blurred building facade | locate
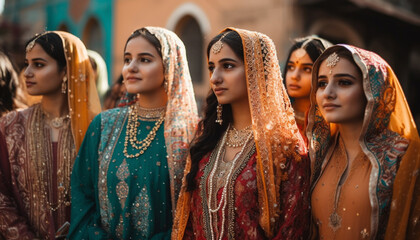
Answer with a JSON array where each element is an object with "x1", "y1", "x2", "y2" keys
[{"x1": 2, "y1": 0, "x2": 420, "y2": 126}]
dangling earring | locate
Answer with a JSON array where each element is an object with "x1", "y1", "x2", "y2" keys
[
  {"x1": 216, "y1": 103, "x2": 223, "y2": 125},
  {"x1": 62, "y1": 76, "x2": 68, "y2": 94},
  {"x1": 163, "y1": 79, "x2": 168, "y2": 93}
]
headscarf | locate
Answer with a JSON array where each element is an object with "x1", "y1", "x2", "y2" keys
[
  {"x1": 53, "y1": 31, "x2": 102, "y2": 149},
  {"x1": 120, "y1": 27, "x2": 199, "y2": 210},
  {"x1": 173, "y1": 27, "x2": 307, "y2": 239},
  {"x1": 307, "y1": 44, "x2": 420, "y2": 239}
]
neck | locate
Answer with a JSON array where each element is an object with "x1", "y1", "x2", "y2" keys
[
  {"x1": 137, "y1": 88, "x2": 168, "y2": 108},
  {"x1": 337, "y1": 120, "x2": 364, "y2": 159},
  {"x1": 41, "y1": 93, "x2": 69, "y2": 118},
  {"x1": 230, "y1": 99, "x2": 252, "y2": 130},
  {"x1": 292, "y1": 97, "x2": 310, "y2": 114}
]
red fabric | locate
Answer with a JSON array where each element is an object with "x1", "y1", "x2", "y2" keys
[{"x1": 184, "y1": 151, "x2": 310, "y2": 239}]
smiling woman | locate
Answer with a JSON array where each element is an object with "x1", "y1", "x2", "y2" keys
[{"x1": 68, "y1": 27, "x2": 198, "y2": 239}]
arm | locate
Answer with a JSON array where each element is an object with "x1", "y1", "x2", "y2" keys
[
  {"x1": 67, "y1": 115, "x2": 110, "y2": 240},
  {"x1": 274, "y1": 154, "x2": 311, "y2": 240},
  {"x1": 0, "y1": 130, "x2": 35, "y2": 239}
]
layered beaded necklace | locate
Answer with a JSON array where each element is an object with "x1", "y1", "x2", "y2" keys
[
  {"x1": 207, "y1": 125, "x2": 254, "y2": 240},
  {"x1": 123, "y1": 104, "x2": 166, "y2": 158}
]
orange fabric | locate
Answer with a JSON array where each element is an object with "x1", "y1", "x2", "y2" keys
[
  {"x1": 312, "y1": 136, "x2": 372, "y2": 239},
  {"x1": 308, "y1": 44, "x2": 420, "y2": 239},
  {"x1": 57, "y1": 31, "x2": 101, "y2": 149}
]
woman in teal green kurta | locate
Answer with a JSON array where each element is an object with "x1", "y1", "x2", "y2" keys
[{"x1": 68, "y1": 27, "x2": 198, "y2": 239}]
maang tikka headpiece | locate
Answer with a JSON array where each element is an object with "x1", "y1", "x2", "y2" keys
[
  {"x1": 326, "y1": 52, "x2": 340, "y2": 74},
  {"x1": 26, "y1": 32, "x2": 48, "y2": 53},
  {"x1": 212, "y1": 31, "x2": 230, "y2": 54}
]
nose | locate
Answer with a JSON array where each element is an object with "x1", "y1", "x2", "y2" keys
[
  {"x1": 322, "y1": 82, "x2": 336, "y2": 99},
  {"x1": 289, "y1": 68, "x2": 300, "y2": 81},
  {"x1": 127, "y1": 60, "x2": 139, "y2": 73},
  {"x1": 209, "y1": 68, "x2": 222, "y2": 85},
  {"x1": 23, "y1": 66, "x2": 33, "y2": 79}
]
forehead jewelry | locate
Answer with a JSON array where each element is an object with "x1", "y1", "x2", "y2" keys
[
  {"x1": 294, "y1": 48, "x2": 306, "y2": 63},
  {"x1": 326, "y1": 52, "x2": 340, "y2": 74},
  {"x1": 212, "y1": 32, "x2": 230, "y2": 54},
  {"x1": 26, "y1": 32, "x2": 48, "y2": 53}
]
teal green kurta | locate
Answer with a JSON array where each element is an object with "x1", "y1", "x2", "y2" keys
[{"x1": 68, "y1": 107, "x2": 171, "y2": 239}]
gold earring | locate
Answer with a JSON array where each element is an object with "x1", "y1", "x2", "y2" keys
[
  {"x1": 216, "y1": 103, "x2": 223, "y2": 125},
  {"x1": 163, "y1": 79, "x2": 168, "y2": 93},
  {"x1": 62, "y1": 76, "x2": 67, "y2": 94}
]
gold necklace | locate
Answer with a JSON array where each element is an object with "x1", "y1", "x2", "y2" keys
[
  {"x1": 225, "y1": 124, "x2": 253, "y2": 147},
  {"x1": 43, "y1": 111, "x2": 70, "y2": 129},
  {"x1": 31, "y1": 104, "x2": 74, "y2": 212},
  {"x1": 123, "y1": 104, "x2": 165, "y2": 158}
]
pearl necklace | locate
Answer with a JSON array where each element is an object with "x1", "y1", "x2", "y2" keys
[
  {"x1": 207, "y1": 126, "x2": 253, "y2": 240},
  {"x1": 123, "y1": 104, "x2": 165, "y2": 158}
]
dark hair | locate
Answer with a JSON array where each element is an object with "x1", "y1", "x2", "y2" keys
[
  {"x1": 124, "y1": 28, "x2": 162, "y2": 58},
  {"x1": 186, "y1": 30, "x2": 243, "y2": 191},
  {"x1": 282, "y1": 36, "x2": 331, "y2": 80},
  {"x1": 0, "y1": 51, "x2": 19, "y2": 115},
  {"x1": 25, "y1": 32, "x2": 67, "y2": 71}
]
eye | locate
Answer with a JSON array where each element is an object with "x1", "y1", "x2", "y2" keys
[
  {"x1": 287, "y1": 65, "x2": 295, "y2": 71},
  {"x1": 208, "y1": 65, "x2": 215, "y2": 73},
  {"x1": 223, "y1": 63, "x2": 234, "y2": 69},
  {"x1": 124, "y1": 57, "x2": 131, "y2": 64},
  {"x1": 140, "y1": 58, "x2": 151, "y2": 63},
  {"x1": 338, "y1": 79, "x2": 353, "y2": 86},
  {"x1": 303, "y1": 67, "x2": 312, "y2": 73},
  {"x1": 34, "y1": 62, "x2": 44, "y2": 68},
  {"x1": 317, "y1": 80, "x2": 327, "y2": 88}
]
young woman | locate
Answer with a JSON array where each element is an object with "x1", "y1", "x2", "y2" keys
[
  {"x1": 173, "y1": 28, "x2": 310, "y2": 240},
  {"x1": 283, "y1": 36, "x2": 331, "y2": 140},
  {"x1": 68, "y1": 27, "x2": 198, "y2": 239},
  {"x1": 0, "y1": 31, "x2": 101, "y2": 239},
  {"x1": 0, "y1": 51, "x2": 27, "y2": 117},
  {"x1": 308, "y1": 44, "x2": 420, "y2": 239}
]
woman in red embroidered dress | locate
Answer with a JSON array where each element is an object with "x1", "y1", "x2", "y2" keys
[
  {"x1": 0, "y1": 31, "x2": 100, "y2": 239},
  {"x1": 172, "y1": 28, "x2": 310, "y2": 239}
]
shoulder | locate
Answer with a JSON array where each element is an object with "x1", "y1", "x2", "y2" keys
[{"x1": 0, "y1": 106, "x2": 35, "y2": 133}]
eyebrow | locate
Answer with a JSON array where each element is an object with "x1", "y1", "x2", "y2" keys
[
  {"x1": 209, "y1": 57, "x2": 239, "y2": 64},
  {"x1": 28, "y1": 57, "x2": 47, "y2": 62},
  {"x1": 287, "y1": 61, "x2": 313, "y2": 66},
  {"x1": 317, "y1": 73, "x2": 357, "y2": 80},
  {"x1": 124, "y1": 52, "x2": 155, "y2": 58}
]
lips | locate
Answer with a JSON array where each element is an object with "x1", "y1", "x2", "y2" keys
[
  {"x1": 213, "y1": 87, "x2": 227, "y2": 95},
  {"x1": 125, "y1": 76, "x2": 142, "y2": 82},
  {"x1": 322, "y1": 103, "x2": 340, "y2": 110},
  {"x1": 288, "y1": 84, "x2": 300, "y2": 90},
  {"x1": 25, "y1": 81, "x2": 36, "y2": 88}
]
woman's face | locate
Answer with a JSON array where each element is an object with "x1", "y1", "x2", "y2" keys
[
  {"x1": 24, "y1": 43, "x2": 66, "y2": 96},
  {"x1": 316, "y1": 56, "x2": 366, "y2": 124},
  {"x1": 122, "y1": 36, "x2": 165, "y2": 95},
  {"x1": 208, "y1": 43, "x2": 247, "y2": 105},
  {"x1": 285, "y1": 49, "x2": 313, "y2": 99}
]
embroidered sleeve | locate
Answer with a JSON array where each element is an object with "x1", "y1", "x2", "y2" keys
[{"x1": 0, "y1": 131, "x2": 35, "y2": 240}]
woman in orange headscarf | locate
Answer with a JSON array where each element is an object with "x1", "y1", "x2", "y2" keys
[
  {"x1": 173, "y1": 28, "x2": 310, "y2": 240},
  {"x1": 308, "y1": 44, "x2": 420, "y2": 239},
  {"x1": 0, "y1": 31, "x2": 101, "y2": 239}
]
